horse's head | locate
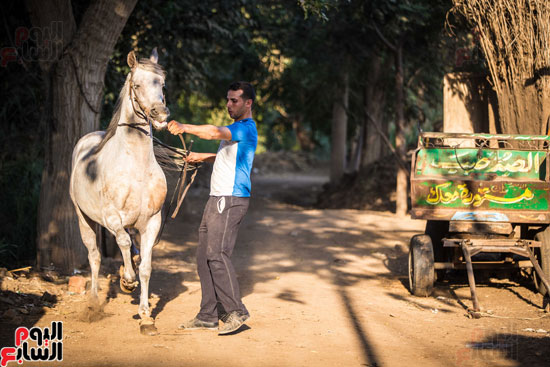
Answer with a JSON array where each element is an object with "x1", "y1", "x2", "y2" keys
[{"x1": 127, "y1": 49, "x2": 170, "y2": 130}]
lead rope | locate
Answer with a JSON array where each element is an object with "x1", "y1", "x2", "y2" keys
[
  {"x1": 171, "y1": 135, "x2": 198, "y2": 218},
  {"x1": 154, "y1": 133, "x2": 200, "y2": 245}
]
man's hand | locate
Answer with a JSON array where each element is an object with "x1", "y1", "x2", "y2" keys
[
  {"x1": 185, "y1": 152, "x2": 217, "y2": 164},
  {"x1": 167, "y1": 120, "x2": 185, "y2": 135},
  {"x1": 185, "y1": 152, "x2": 201, "y2": 163}
]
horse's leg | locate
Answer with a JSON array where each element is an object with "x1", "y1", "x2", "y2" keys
[
  {"x1": 75, "y1": 207, "x2": 101, "y2": 308},
  {"x1": 136, "y1": 211, "x2": 162, "y2": 335},
  {"x1": 130, "y1": 229, "x2": 141, "y2": 267},
  {"x1": 104, "y1": 212, "x2": 138, "y2": 292}
]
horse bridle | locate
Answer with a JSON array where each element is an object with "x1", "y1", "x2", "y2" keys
[{"x1": 118, "y1": 69, "x2": 166, "y2": 135}]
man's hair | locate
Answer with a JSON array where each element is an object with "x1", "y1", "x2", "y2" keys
[{"x1": 229, "y1": 81, "x2": 256, "y2": 104}]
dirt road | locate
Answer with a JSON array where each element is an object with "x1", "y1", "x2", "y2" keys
[{"x1": 1, "y1": 170, "x2": 550, "y2": 367}]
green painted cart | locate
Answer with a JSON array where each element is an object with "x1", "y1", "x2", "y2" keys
[{"x1": 409, "y1": 132, "x2": 550, "y2": 316}]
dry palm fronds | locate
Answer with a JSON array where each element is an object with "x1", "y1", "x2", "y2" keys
[{"x1": 452, "y1": 0, "x2": 550, "y2": 134}]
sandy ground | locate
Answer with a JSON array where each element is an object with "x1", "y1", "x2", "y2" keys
[{"x1": 1, "y1": 170, "x2": 550, "y2": 367}]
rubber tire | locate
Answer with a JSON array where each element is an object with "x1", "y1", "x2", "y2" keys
[
  {"x1": 534, "y1": 226, "x2": 550, "y2": 296},
  {"x1": 425, "y1": 220, "x2": 449, "y2": 281},
  {"x1": 408, "y1": 234, "x2": 435, "y2": 297}
]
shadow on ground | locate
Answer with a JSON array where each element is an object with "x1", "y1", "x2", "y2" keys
[{"x1": 0, "y1": 275, "x2": 59, "y2": 348}]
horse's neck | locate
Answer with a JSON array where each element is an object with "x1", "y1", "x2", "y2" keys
[{"x1": 112, "y1": 96, "x2": 155, "y2": 160}]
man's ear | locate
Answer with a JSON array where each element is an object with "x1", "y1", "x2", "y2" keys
[{"x1": 245, "y1": 99, "x2": 253, "y2": 108}]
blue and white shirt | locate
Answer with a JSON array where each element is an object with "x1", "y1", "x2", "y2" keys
[{"x1": 210, "y1": 118, "x2": 257, "y2": 197}]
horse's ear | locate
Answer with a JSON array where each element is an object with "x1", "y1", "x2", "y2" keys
[
  {"x1": 127, "y1": 51, "x2": 137, "y2": 69},
  {"x1": 150, "y1": 48, "x2": 159, "y2": 64}
]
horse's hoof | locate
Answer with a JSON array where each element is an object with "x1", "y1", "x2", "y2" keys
[
  {"x1": 119, "y1": 278, "x2": 138, "y2": 293},
  {"x1": 119, "y1": 265, "x2": 138, "y2": 293},
  {"x1": 140, "y1": 321, "x2": 158, "y2": 336}
]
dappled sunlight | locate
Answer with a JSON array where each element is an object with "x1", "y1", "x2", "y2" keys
[
  {"x1": 97, "y1": 172, "x2": 547, "y2": 367},
  {"x1": 230, "y1": 173, "x2": 531, "y2": 366},
  {"x1": 238, "y1": 204, "x2": 425, "y2": 294}
]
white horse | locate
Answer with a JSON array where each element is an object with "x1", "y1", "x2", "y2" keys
[{"x1": 69, "y1": 49, "x2": 169, "y2": 335}]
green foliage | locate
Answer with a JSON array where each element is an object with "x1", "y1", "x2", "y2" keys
[
  {"x1": 99, "y1": 0, "x2": 456, "y2": 157},
  {"x1": 102, "y1": 0, "x2": 269, "y2": 149},
  {"x1": 365, "y1": 0, "x2": 452, "y2": 148},
  {"x1": 298, "y1": 0, "x2": 341, "y2": 21},
  {"x1": 289, "y1": 0, "x2": 453, "y2": 154}
]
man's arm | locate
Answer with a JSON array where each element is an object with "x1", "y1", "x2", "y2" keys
[{"x1": 167, "y1": 120, "x2": 232, "y2": 141}]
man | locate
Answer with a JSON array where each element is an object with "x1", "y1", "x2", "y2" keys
[{"x1": 167, "y1": 81, "x2": 257, "y2": 335}]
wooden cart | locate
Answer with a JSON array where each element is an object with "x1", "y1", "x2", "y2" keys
[{"x1": 409, "y1": 132, "x2": 550, "y2": 316}]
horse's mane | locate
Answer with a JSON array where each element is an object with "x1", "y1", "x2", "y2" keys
[{"x1": 94, "y1": 58, "x2": 165, "y2": 154}]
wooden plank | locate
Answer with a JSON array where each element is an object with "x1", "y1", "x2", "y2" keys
[{"x1": 410, "y1": 207, "x2": 550, "y2": 224}]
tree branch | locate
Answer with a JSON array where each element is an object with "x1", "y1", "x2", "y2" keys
[
  {"x1": 71, "y1": 0, "x2": 137, "y2": 59},
  {"x1": 372, "y1": 22, "x2": 396, "y2": 53},
  {"x1": 364, "y1": 107, "x2": 410, "y2": 174}
]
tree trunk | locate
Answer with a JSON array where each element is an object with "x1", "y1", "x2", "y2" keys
[
  {"x1": 26, "y1": 0, "x2": 137, "y2": 273},
  {"x1": 361, "y1": 55, "x2": 386, "y2": 168},
  {"x1": 346, "y1": 122, "x2": 364, "y2": 174},
  {"x1": 330, "y1": 72, "x2": 349, "y2": 185},
  {"x1": 292, "y1": 115, "x2": 315, "y2": 151},
  {"x1": 394, "y1": 43, "x2": 408, "y2": 216},
  {"x1": 443, "y1": 73, "x2": 490, "y2": 135}
]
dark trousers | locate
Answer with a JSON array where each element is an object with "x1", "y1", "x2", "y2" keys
[{"x1": 196, "y1": 196, "x2": 249, "y2": 323}]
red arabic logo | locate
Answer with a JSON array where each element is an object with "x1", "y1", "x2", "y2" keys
[{"x1": 0, "y1": 321, "x2": 63, "y2": 366}]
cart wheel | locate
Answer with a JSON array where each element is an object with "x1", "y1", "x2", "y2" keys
[
  {"x1": 408, "y1": 234, "x2": 435, "y2": 297},
  {"x1": 425, "y1": 220, "x2": 449, "y2": 281},
  {"x1": 534, "y1": 227, "x2": 550, "y2": 296}
]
